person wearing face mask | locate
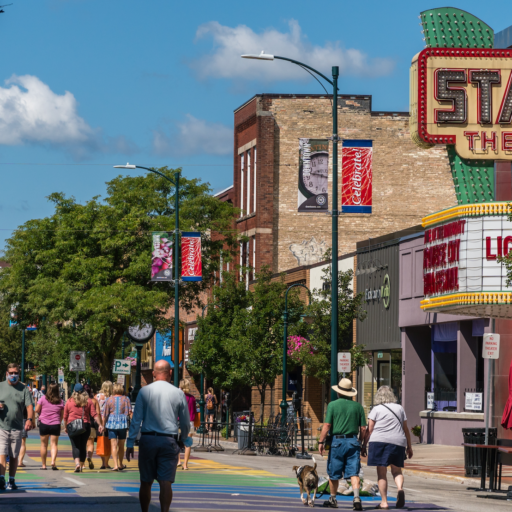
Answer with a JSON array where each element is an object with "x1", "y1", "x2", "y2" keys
[{"x1": 0, "y1": 363, "x2": 34, "y2": 491}]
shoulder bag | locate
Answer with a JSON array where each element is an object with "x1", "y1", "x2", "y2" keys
[
  {"x1": 67, "y1": 406, "x2": 86, "y2": 437},
  {"x1": 380, "y1": 404, "x2": 405, "y2": 433}
]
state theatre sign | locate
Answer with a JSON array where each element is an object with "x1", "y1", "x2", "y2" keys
[
  {"x1": 420, "y1": 203, "x2": 512, "y2": 318},
  {"x1": 410, "y1": 48, "x2": 512, "y2": 159}
]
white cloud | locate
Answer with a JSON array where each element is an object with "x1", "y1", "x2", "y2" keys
[
  {"x1": 0, "y1": 74, "x2": 138, "y2": 159},
  {"x1": 192, "y1": 20, "x2": 395, "y2": 82},
  {"x1": 153, "y1": 115, "x2": 232, "y2": 157}
]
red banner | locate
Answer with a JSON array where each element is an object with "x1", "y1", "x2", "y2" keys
[
  {"x1": 341, "y1": 141, "x2": 372, "y2": 213},
  {"x1": 181, "y1": 232, "x2": 202, "y2": 282}
]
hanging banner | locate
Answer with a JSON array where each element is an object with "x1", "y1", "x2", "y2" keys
[
  {"x1": 151, "y1": 232, "x2": 173, "y2": 281},
  {"x1": 341, "y1": 140, "x2": 373, "y2": 213},
  {"x1": 9, "y1": 304, "x2": 37, "y2": 330},
  {"x1": 298, "y1": 138, "x2": 329, "y2": 212},
  {"x1": 181, "y1": 232, "x2": 202, "y2": 282}
]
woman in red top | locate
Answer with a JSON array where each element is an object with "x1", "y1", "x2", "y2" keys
[
  {"x1": 63, "y1": 383, "x2": 103, "y2": 473},
  {"x1": 179, "y1": 379, "x2": 196, "y2": 470}
]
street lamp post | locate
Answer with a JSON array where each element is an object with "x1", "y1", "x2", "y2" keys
[
  {"x1": 114, "y1": 164, "x2": 181, "y2": 388},
  {"x1": 242, "y1": 53, "x2": 340, "y2": 401},
  {"x1": 281, "y1": 283, "x2": 311, "y2": 426}
]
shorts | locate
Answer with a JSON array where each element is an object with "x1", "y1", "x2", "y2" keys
[
  {"x1": 138, "y1": 435, "x2": 180, "y2": 483},
  {"x1": 21, "y1": 428, "x2": 28, "y2": 439},
  {"x1": 327, "y1": 437, "x2": 361, "y2": 480},
  {"x1": 0, "y1": 429, "x2": 23, "y2": 458},
  {"x1": 367, "y1": 442, "x2": 406, "y2": 468},
  {"x1": 39, "y1": 422, "x2": 61, "y2": 437},
  {"x1": 108, "y1": 428, "x2": 127, "y2": 440}
]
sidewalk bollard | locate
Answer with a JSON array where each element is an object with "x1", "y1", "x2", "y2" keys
[{"x1": 296, "y1": 417, "x2": 312, "y2": 460}]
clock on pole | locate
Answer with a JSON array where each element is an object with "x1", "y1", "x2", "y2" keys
[{"x1": 126, "y1": 323, "x2": 155, "y2": 345}]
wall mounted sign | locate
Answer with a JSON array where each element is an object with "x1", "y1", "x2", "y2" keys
[
  {"x1": 298, "y1": 138, "x2": 329, "y2": 212},
  {"x1": 181, "y1": 232, "x2": 202, "y2": 282},
  {"x1": 365, "y1": 273, "x2": 390, "y2": 309},
  {"x1": 341, "y1": 140, "x2": 373, "y2": 213},
  {"x1": 421, "y1": 203, "x2": 512, "y2": 317},
  {"x1": 465, "y1": 392, "x2": 483, "y2": 411},
  {"x1": 411, "y1": 48, "x2": 512, "y2": 160}
]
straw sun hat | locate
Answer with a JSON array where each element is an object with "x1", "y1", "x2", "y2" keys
[{"x1": 331, "y1": 378, "x2": 357, "y2": 397}]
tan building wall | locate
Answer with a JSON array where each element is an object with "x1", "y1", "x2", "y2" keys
[{"x1": 264, "y1": 96, "x2": 456, "y2": 273}]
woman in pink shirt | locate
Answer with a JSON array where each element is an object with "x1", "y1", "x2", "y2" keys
[
  {"x1": 179, "y1": 379, "x2": 196, "y2": 470},
  {"x1": 35, "y1": 383, "x2": 64, "y2": 470},
  {"x1": 63, "y1": 384, "x2": 103, "y2": 473}
]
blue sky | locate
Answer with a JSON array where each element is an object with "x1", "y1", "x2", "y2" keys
[{"x1": 0, "y1": 0, "x2": 511, "y2": 250}]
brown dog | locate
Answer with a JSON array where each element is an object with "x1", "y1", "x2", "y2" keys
[{"x1": 293, "y1": 457, "x2": 318, "y2": 507}]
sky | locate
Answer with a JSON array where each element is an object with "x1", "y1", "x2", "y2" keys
[{"x1": 0, "y1": 0, "x2": 511, "y2": 251}]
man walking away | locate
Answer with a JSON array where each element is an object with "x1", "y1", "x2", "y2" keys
[
  {"x1": 126, "y1": 360, "x2": 190, "y2": 512},
  {"x1": 0, "y1": 363, "x2": 34, "y2": 490},
  {"x1": 318, "y1": 378, "x2": 367, "y2": 510}
]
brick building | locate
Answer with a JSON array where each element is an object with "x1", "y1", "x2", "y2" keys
[
  {"x1": 228, "y1": 93, "x2": 459, "y2": 430},
  {"x1": 163, "y1": 92, "x2": 459, "y2": 431}
]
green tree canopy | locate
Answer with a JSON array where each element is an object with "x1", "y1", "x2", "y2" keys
[{"x1": 0, "y1": 169, "x2": 238, "y2": 381}]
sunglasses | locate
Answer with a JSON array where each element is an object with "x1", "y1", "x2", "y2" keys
[{"x1": 7, "y1": 371, "x2": 19, "y2": 375}]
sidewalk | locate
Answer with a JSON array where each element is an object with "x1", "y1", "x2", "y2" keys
[{"x1": 363, "y1": 443, "x2": 512, "y2": 486}]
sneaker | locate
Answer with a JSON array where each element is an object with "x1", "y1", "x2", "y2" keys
[
  {"x1": 7, "y1": 480, "x2": 18, "y2": 490},
  {"x1": 323, "y1": 496, "x2": 338, "y2": 508},
  {"x1": 0, "y1": 478, "x2": 5, "y2": 491},
  {"x1": 353, "y1": 496, "x2": 362, "y2": 511}
]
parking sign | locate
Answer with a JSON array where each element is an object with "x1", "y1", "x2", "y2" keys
[
  {"x1": 113, "y1": 359, "x2": 131, "y2": 375},
  {"x1": 337, "y1": 352, "x2": 351, "y2": 374}
]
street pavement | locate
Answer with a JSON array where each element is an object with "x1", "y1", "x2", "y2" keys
[{"x1": 0, "y1": 431, "x2": 510, "y2": 511}]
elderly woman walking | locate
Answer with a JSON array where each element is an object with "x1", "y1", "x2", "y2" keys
[{"x1": 362, "y1": 386, "x2": 413, "y2": 509}]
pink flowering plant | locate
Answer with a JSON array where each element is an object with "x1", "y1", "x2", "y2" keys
[{"x1": 287, "y1": 335, "x2": 315, "y2": 366}]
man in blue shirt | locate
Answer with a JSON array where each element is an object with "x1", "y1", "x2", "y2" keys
[{"x1": 126, "y1": 359, "x2": 189, "y2": 512}]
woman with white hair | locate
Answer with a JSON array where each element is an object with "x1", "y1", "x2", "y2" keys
[{"x1": 361, "y1": 386, "x2": 413, "y2": 509}]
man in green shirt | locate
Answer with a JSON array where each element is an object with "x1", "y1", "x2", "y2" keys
[
  {"x1": 319, "y1": 378, "x2": 367, "y2": 510},
  {"x1": 0, "y1": 363, "x2": 34, "y2": 491}
]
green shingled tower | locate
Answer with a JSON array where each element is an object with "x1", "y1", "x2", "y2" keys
[{"x1": 419, "y1": 7, "x2": 496, "y2": 204}]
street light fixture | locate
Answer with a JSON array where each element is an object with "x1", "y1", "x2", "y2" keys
[
  {"x1": 281, "y1": 283, "x2": 312, "y2": 426},
  {"x1": 242, "y1": 55, "x2": 341, "y2": 402},
  {"x1": 114, "y1": 163, "x2": 181, "y2": 388}
]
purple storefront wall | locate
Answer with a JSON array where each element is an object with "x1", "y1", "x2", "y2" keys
[{"x1": 399, "y1": 235, "x2": 496, "y2": 445}]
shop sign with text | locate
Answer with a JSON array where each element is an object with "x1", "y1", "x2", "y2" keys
[{"x1": 410, "y1": 48, "x2": 512, "y2": 159}]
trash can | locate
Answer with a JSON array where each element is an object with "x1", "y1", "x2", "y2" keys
[
  {"x1": 238, "y1": 424, "x2": 249, "y2": 450},
  {"x1": 462, "y1": 427, "x2": 497, "y2": 477}
]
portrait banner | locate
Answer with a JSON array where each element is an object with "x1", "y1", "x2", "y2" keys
[
  {"x1": 341, "y1": 140, "x2": 373, "y2": 213},
  {"x1": 181, "y1": 232, "x2": 202, "y2": 282},
  {"x1": 298, "y1": 138, "x2": 329, "y2": 212},
  {"x1": 151, "y1": 232, "x2": 173, "y2": 281}
]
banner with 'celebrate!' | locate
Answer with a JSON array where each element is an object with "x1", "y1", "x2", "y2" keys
[
  {"x1": 181, "y1": 232, "x2": 202, "y2": 282},
  {"x1": 341, "y1": 140, "x2": 373, "y2": 214}
]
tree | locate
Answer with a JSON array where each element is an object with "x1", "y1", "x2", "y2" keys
[
  {"x1": 0, "y1": 169, "x2": 238, "y2": 382},
  {"x1": 288, "y1": 261, "x2": 368, "y2": 384}
]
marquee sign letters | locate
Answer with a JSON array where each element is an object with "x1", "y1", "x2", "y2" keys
[{"x1": 410, "y1": 48, "x2": 512, "y2": 159}]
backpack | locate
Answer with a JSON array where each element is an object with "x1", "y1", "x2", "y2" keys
[{"x1": 206, "y1": 394, "x2": 215, "y2": 410}]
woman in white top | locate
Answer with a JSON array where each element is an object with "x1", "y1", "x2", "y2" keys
[
  {"x1": 361, "y1": 386, "x2": 413, "y2": 510},
  {"x1": 95, "y1": 380, "x2": 113, "y2": 469}
]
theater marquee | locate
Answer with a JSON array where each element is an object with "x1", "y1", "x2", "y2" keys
[
  {"x1": 410, "y1": 48, "x2": 512, "y2": 159},
  {"x1": 420, "y1": 203, "x2": 512, "y2": 318}
]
